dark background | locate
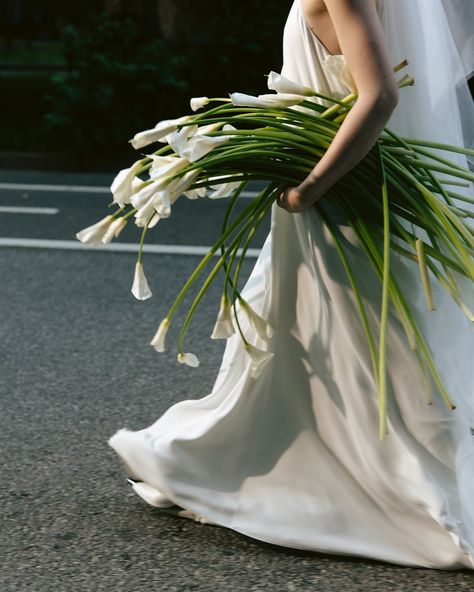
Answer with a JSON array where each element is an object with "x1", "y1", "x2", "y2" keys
[
  {"x1": 1, "y1": 0, "x2": 472, "y2": 172},
  {"x1": 0, "y1": 0, "x2": 292, "y2": 170}
]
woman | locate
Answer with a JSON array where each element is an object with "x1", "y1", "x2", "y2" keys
[{"x1": 109, "y1": 0, "x2": 474, "y2": 569}]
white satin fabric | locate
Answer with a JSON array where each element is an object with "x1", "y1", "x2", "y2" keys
[{"x1": 108, "y1": 0, "x2": 474, "y2": 569}]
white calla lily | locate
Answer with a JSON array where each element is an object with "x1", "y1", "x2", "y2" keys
[
  {"x1": 165, "y1": 125, "x2": 198, "y2": 156},
  {"x1": 150, "y1": 318, "x2": 170, "y2": 352},
  {"x1": 130, "y1": 115, "x2": 194, "y2": 149},
  {"x1": 211, "y1": 295, "x2": 235, "y2": 339},
  {"x1": 177, "y1": 352, "x2": 200, "y2": 367},
  {"x1": 154, "y1": 191, "x2": 171, "y2": 218},
  {"x1": 101, "y1": 217, "x2": 127, "y2": 244},
  {"x1": 148, "y1": 213, "x2": 160, "y2": 228},
  {"x1": 229, "y1": 92, "x2": 304, "y2": 108},
  {"x1": 244, "y1": 343, "x2": 275, "y2": 378},
  {"x1": 208, "y1": 180, "x2": 242, "y2": 200},
  {"x1": 149, "y1": 155, "x2": 190, "y2": 181},
  {"x1": 181, "y1": 124, "x2": 236, "y2": 162},
  {"x1": 76, "y1": 215, "x2": 114, "y2": 245},
  {"x1": 190, "y1": 96, "x2": 210, "y2": 111},
  {"x1": 110, "y1": 160, "x2": 144, "y2": 207},
  {"x1": 168, "y1": 168, "x2": 202, "y2": 202},
  {"x1": 184, "y1": 186, "x2": 208, "y2": 200},
  {"x1": 266, "y1": 71, "x2": 316, "y2": 96},
  {"x1": 241, "y1": 300, "x2": 274, "y2": 340},
  {"x1": 131, "y1": 262, "x2": 152, "y2": 300}
]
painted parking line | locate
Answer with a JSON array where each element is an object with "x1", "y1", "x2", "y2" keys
[
  {"x1": 0, "y1": 237, "x2": 261, "y2": 258},
  {"x1": 0, "y1": 183, "x2": 259, "y2": 199},
  {"x1": 0, "y1": 206, "x2": 59, "y2": 215}
]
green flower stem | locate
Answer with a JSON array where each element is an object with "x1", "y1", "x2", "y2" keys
[
  {"x1": 221, "y1": 184, "x2": 277, "y2": 300},
  {"x1": 137, "y1": 225, "x2": 148, "y2": 264},
  {"x1": 230, "y1": 195, "x2": 276, "y2": 345},
  {"x1": 165, "y1": 191, "x2": 271, "y2": 324},
  {"x1": 231, "y1": 193, "x2": 276, "y2": 302},
  {"x1": 347, "y1": 205, "x2": 456, "y2": 411},
  {"x1": 177, "y1": 191, "x2": 275, "y2": 352},
  {"x1": 377, "y1": 148, "x2": 391, "y2": 439},
  {"x1": 319, "y1": 206, "x2": 379, "y2": 393}
]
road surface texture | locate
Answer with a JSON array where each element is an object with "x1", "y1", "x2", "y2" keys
[{"x1": 1, "y1": 170, "x2": 473, "y2": 591}]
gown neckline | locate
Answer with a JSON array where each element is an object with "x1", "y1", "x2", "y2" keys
[{"x1": 298, "y1": 0, "x2": 344, "y2": 58}]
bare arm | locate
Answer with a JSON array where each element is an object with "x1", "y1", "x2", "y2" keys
[{"x1": 278, "y1": 0, "x2": 398, "y2": 213}]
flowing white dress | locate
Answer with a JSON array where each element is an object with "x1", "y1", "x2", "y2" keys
[{"x1": 108, "y1": 0, "x2": 474, "y2": 569}]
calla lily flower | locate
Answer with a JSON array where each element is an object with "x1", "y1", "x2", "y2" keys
[
  {"x1": 208, "y1": 180, "x2": 242, "y2": 200},
  {"x1": 241, "y1": 300, "x2": 274, "y2": 341},
  {"x1": 322, "y1": 55, "x2": 356, "y2": 93},
  {"x1": 244, "y1": 343, "x2": 275, "y2": 378},
  {"x1": 149, "y1": 155, "x2": 190, "y2": 181},
  {"x1": 177, "y1": 352, "x2": 200, "y2": 367},
  {"x1": 168, "y1": 169, "x2": 202, "y2": 203},
  {"x1": 76, "y1": 215, "x2": 114, "y2": 245},
  {"x1": 154, "y1": 191, "x2": 171, "y2": 218},
  {"x1": 266, "y1": 71, "x2": 315, "y2": 96},
  {"x1": 211, "y1": 295, "x2": 235, "y2": 339},
  {"x1": 131, "y1": 262, "x2": 152, "y2": 300},
  {"x1": 148, "y1": 213, "x2": 160, "y2": 228},
  {"x1": 190, "y1": 96, "x2": 210, "y2": 111},
  {"x1": 184, "y1": 186, "x2": 208, "y2": 200},
  {"x1": 110, "y1": 160, "x2": 144, "y2": 207},
  {"x1": 102, "y1": 217, "x2": 127, "y2": 244},
  {"x1": 150, "y1": 318, "x2": 170, "y2": 352},
  {"x1": 130, "y1": 115, "x2": 194, "y2": 149},
  {"x1": 229, "y1": 92, "x2": 304, "y2": 109},
  {"x1": 180, "y1": 124, "x2": 236, "y2": 162},
  {"x1": 165, "y1": 125, "x2": 198, "y2": 156}
]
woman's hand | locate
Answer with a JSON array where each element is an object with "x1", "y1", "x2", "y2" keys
[{"x1": 276, "y1": 174, "x2": 323, "y2": 214}]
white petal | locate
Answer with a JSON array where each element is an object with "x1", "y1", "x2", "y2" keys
[
  {"x1": 244, "y1": 343, "x2": 274, "y2": 378},
  {"x1": 110, "y1": 160, "x2": 144, "y2": 207},
  {"x1": 256, "y1": 93, "x2": 305, "y2": 107},
  {"x1": 168, "y1": 168, "x2": 202, "y2": 201},
  {"x1": 165, "y1": 125, "x2": 198, "y2": 157},
  {"x1": 150, "y1": 318, "x2": 170, "y2": 352},
  {"x1": 148, "y1": 155, "x2": 190, "y2": 181},
  {"x1": 241, "y1": 301, "x2": 274, "y2": 340},
  {"x1": 266, "y1": 71, "x2": 315, "y2": 96},
  {"x1": 130, "y1": 115, "x2": 193, "y2": 149},
  {"x1": 131, "y1": 262, "x2": 152, "y2": 300},
  {"x1": 211, "y1": 296, "x2": 235, "y2": 339},
  {"x1": 153, "y1": 192, "x2": 171, "y2": 218},
  {"x1": 134, "y1": 195, "x2": 157, "y2": 227},
  {"x1": 208, "y1": 180, "x2": 242, "y2": 200},
  {"x1": 148, "y1": 213, "x2": 160, "y2": 228},
  {"x1": 101, "y1": 217, "x2": 127, "y2": 244},
  {"x1": 229, "y1": 92, "x2": 303, "y2": 108},
  {"x1": 190, "y1": 96, "x2": 210, "y2": 111},
  {"x1": 184, "y1": 186, "x2": 207, "y2": 199},
  {"x1": 182, "y1": 134, "x2": 231, "y2": 162},
  {"x1": 177, "y1": 352, "x2": 200, "y2": 367},
  {"x1": 75, "y1": 215, "x2": 114, "y2": 245}
]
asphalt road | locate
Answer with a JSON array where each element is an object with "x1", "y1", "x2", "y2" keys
[{"x1": 1, "y1": 170, "x2": 474, "y2": 591}]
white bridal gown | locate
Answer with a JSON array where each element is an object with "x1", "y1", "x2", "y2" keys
[{"x1": 109, "y1": 0, "x2": 474, "y2": 569}]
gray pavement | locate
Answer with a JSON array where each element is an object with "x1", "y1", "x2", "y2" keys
[{"x1": 1, "y1": 171, "x2": 474, "y2": 591}]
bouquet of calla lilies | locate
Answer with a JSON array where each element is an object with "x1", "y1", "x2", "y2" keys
[{"x1": 77, "y1": 59, "x2": 474, "y2": 438}]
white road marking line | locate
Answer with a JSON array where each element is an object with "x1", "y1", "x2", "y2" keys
[
  {"x1": 0, "y1": 237, "x2": 261, "y2": 257},
  {"x1": 0, "y1": 206, "x2": 59, "y2": 215},
  {"x1": 0, "y1": 183, "x2": 259, "y2": 199},
  {"x1": 0, "y1": 182, "x2": 110, "y2": 194}
]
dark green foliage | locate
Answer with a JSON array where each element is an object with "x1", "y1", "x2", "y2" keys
[
  {"x1": 31, "y1": 1, "x2": 292, "y2": 166},
  {"x1": 44, "y1": 13, "x2": 190, "y2": 166}
]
